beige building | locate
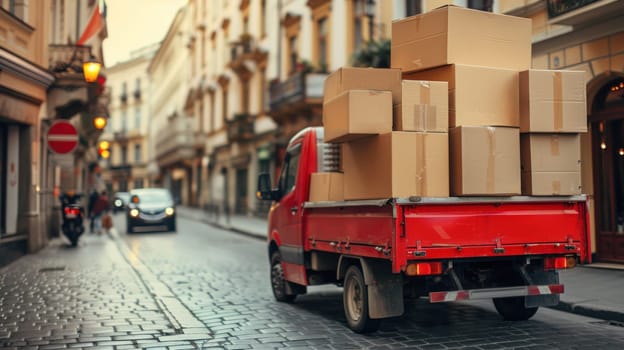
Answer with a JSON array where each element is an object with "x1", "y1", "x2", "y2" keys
[
  {"x1": 0, "y1": 0, "x2": 107, "y2": 262},
  {"x1": 0, "y1": 1, "x2": 54, "y2": 260},
  {"x1": 101, "y1": 44, "x2": 157, "y2": 193}
]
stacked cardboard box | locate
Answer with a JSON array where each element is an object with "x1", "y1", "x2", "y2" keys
[
  {"x1": 309, "y1": 5, "x2": 587, "y2": 202},
  {"x1": 519, "y1": 69, "x2": 586, "y2": 195},
  {"x1": 395, "y1": 5, "x2": 586, "y2": 197}
]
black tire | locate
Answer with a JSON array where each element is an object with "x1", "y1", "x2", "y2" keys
[
  {"x1": 343, "y1": 265, "x2": 381, "y2": 333},
  {"x1": 168, "y1": 219, "x2": 176, "y2": 232},
  {"x1": 127, "y1": 222, "x2": 134, "y2": 234},
  {"x1": 69, "y1": 237, "x2": 78, "y2": 247},
  {"x1": 270, "y1": 252, "x2": 296, "y2": 303},
  {"x1": 493, "y1": 296, "x2": 539, "y2": 321}
]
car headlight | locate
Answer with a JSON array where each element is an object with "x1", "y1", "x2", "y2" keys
[
  {"x1": 114, "y1": 199, "x2": 122, "y2": 207},
  {"x1": 130, "y1": 209, "x2": 139, "y2": 217},
  {"x1": 165, "y1": 207, "x2": 175, "y2": 216}
]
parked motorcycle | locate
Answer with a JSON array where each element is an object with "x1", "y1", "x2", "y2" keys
[{"x1": 60, "y1": 192, "x2": 85, "y2": 247}]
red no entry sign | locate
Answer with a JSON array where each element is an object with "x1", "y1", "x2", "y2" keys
[{"x1": 47, "y1": 120, "x2": 79, "y2": 154}]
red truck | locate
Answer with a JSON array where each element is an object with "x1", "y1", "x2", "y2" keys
[{"x1": 257, "y1": 127, "x2": 590, "y2": 333}]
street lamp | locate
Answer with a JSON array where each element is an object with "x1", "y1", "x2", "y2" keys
[
  {"x1": 93, "y1": 116, "x2": 107, "y2": 130},
  {"x1": 365, "y1": 0, "x2": 375, "y2": 42},
  {"x1": 83, "y1": 55, "x2": 102, "y2": 83}
]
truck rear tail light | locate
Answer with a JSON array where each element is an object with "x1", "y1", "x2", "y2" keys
[
  {"x1": 544, "y1": 256, "x2": 576, "y2": 270},
  {"x1": 406, "y1": 262, "x2": 443, "y2": 276}
]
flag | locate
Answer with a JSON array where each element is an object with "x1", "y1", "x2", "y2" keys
[{"x1": 77, "y1": 1, "x2": 107, "y2": 45}]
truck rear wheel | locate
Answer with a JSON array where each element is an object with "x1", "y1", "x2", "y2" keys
[
  {"x1": 270, "y1": 252, "x2": 296, "y2": 303},
  {"x1": 343, "y1": 265, "x2": 381, "y2": 333},
  {"x1": 493, "y1": 296, "x2": 539, "y2": 321}
]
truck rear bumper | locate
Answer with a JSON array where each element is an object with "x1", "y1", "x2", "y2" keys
[{"x1": 429, "y1": 284, "x2": 564, "y2": 303}]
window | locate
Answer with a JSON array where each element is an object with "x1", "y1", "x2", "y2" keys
[
  {"x1": 222, "y1": 89, "x2": 228, "y2": 123},
  {"x1": 353, "y1": 1, "x2": 364, "y2": 52},
  {"x1": 261, "y1": 0, "x2": 266, "y2": 37},
  {"x1": 405, "y1": 0, "x2": 421, "y2": 16},
  {"x1": 121, "y1": 145, "x2": 127, "y2": 164},
  {"x1": 243, "y1": 17, "x2": 249, "y2": 34},
  {"x1": 133, "y1": 179, "x2": 144, "y2": 189},
  {"x1": 134, "y1": 107, "x2": 141, "y2": 130},
  {"x1": 278, "y1": 145, "x2": 301, "y2": 195},
  {"x1": 134, "y1": 144, "x2": 141, "y2": 162},
  {"x1": 468, "y1": 0, "x2": 493, "y2": 12},
  {"x1": 318, "y1": 18, "x2": 328, "y2": 69},
  {"x1": 289, "y1": 35, "x2": 298, "y2": 74},
  {"x1": 121, "y1": 110, "x2": 128, "y2": 132}
]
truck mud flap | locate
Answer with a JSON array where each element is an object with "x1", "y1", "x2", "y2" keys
[{"x1": 360, "y1": 259, "x2": 404, "y2": 319}]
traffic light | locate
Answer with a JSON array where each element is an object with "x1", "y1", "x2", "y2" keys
[{"x1": 98, "y1": 140, "x2": 110, "y2": 160}]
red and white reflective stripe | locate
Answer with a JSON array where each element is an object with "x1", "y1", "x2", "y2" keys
[
  {"x1": 429, "y1": 284, "x2": 564, "y2": 303},
  {"x1": 527, "y1": 284, "x2": 564, "y2": 295}
]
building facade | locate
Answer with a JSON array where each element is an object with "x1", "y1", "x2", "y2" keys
[
  {"x1": 0, "y1": 2, "x2": 55, "y2": 263},
  {"x1": 100, "y1": 45, "x2": 157, "y2": 194},
  {"x1": 148, "y1": 7, "x2": 196, "y2": 205}
]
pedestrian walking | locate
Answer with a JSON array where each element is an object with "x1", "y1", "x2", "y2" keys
[
  {"x1": 92, "y1": 190, "x2": 110, "y2": 235},
  {"x1": 87, "y1": 189, "x2": 99, "y2": 233}
]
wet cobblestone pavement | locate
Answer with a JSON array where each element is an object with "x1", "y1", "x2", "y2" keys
[{"x1": 1, "y1": 216, "x2": 624, "y2": 349}]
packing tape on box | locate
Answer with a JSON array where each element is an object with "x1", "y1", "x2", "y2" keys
[
  {"x1": 417, "y1": 134, "x2": 427, "y2": 195},
  {"x1": 413, "y1": 105, "x2": 437, "y2": 131},
  {"x1": 486, "y1": 127, "x2": 496, "y2": 193},
  {"x1": 552, "y1": 180, "x2": 561, "y2": 195},
  {"x1": 553, "y1": 71, "x2": 563, "y2": 131},
  {"x1": 550, "y1": 135, "x2": 560, "y2": 156}
]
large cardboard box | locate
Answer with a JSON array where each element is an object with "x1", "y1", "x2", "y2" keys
[
  {"x1": 309, "y1": 172, "x2": 344, "y2": 202},
  {"x1": 323, "y1": 67, "x2": 402, "y2": 104},
  {"x1": 392, "y1": 5, "x2": 531, "y2": 73},
  {"x1": 404, "y1": 64, "x2": 519, "y2": 127},
  {"x1": 394, "y1": 80, "x2": 448, "y2": 132},
  {"x1": 521, "y1": 134, "x2": 581, "y2": 195},
  {"x1": 343, "y1": 132, "x2": 449, "y2": 200},
  {"x1": 520, "y1": 70, "x2": 587, "y2": 133},
  {"x1": 450, "y1": 126, "x2": 520, "y2": 196},
  {"x1": 323, "y1": 90, "x2": 392, "y2": 143}
]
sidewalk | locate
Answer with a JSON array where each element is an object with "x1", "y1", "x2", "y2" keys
[{"x1": 178, "y1": 205, "x2": 624, "y2": 324}]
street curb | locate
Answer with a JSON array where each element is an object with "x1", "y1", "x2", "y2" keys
[{"x1": 550, "y1": 301, "x2": 624, "y2": 323}]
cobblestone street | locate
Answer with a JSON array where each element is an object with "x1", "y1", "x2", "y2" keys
[{"x1": 1, "y1": 215, "x2": 624, "y2": 349}]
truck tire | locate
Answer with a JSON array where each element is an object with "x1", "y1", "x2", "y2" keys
[
  {"x1": 493, "y1": 296, "x2": 539, "y2": 321},
  {"x1": 343, "y1": 265, "x2": 381, "y2": 333},
  {"x1": 270, "y1": 252, "x2": 296, "y2": 303}
]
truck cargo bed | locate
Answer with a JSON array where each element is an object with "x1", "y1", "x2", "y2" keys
[{"x1": 304, "y1": 196, "x2": 590, "y2": 273}]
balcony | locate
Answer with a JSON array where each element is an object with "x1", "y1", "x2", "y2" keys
[
  {"x1": 114, "y1": 129, "x2": 141, "y2": 142},
  {"x1": 268, "y1": 71, "x2": 327, "y2": 122},
  {"x1": 155, "y1": 116, "x2": 204, "y2": 166},
  {"x1": 48, "y1": 44, "x2": 92, "y2": 76},
  {"x1": 228, "y1": 34, "x2": 268, "y2": 77},
  {"x1": 547, "y1": 0, "x2": 624, "y2": 25},
  {"x1": 226, "y1": 113, "x2": 255, "y2": 143}
]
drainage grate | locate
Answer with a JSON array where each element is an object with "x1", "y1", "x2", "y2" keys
[{"x1": 38, "y1": 266, "x2": 66, "y2": 273}]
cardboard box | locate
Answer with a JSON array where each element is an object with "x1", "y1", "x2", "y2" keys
[
  {"x1": 343, "y1": 132, "x2": 449, "y2": 200},
  {"x1": 394, "y1": 80, "x2": 448, "y2": 132},
  {"x1": 309, "y1": 172, "x2": 344, "y2": 202},
  {"x1": 520, "y1": 69, "x2": 587, "y2": 133},
  {"x1": 323, "y1": 90, "x2": 392, "y2": 143},
  {"x1": 391, "y1": 5, "x2": 531, "y2": 73},
  {"x1": 522, "y1": 172, "x2": 581, "y2": 196},
  {"x1": 450, "y1": 126, "x2": 520, "y2": 196},
  {"x1": 323, "y1": 67, "x2": 402, "y2": 104},
  {"x1": 520, "y1": 133, "x2": 581, "y2": 195},
  {"x1": 404, "y1": 64, "x2": 519, "y2": 127}
]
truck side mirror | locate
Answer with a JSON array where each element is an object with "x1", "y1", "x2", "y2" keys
[{"x1": 257, "y1": 173, "x2": 279, "y2": 201}]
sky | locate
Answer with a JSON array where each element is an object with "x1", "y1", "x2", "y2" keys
[{"x1": 102, "y1": 0, "x2": 187, "y2": 67}]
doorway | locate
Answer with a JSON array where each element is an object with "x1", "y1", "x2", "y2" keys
[{"x1": 591, "y1": 77, "x2": 624, "y2": 263}]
